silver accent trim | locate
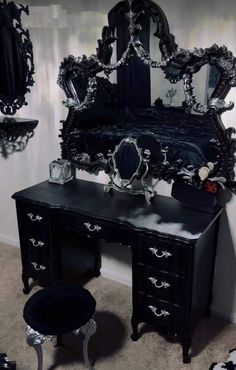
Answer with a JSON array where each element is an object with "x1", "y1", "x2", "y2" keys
[
  {"x1": 148, "y1": 306, "x2": 170, "y2": 318},
  {"x1": 25, "y1": 319, "x2": 96, "y2": 370},
  {"x1": 25, "y1": 326, "x2": 53, "y2": 370},
  {"x1": 29, "y1": 238, "x2": 45, "y2": 247},
  {"x1": 104, "y1": 137, "x2": 155, "y2": 202},
  {"x1": 149, "y1": 247, "x2": 172, "y2": 259},
  {"x1": 73, "y1": 318, "x2": 97, "y2": 370},
  {"x1": 84, "y1": 222, "x2": 102, "y2": 232},
  {"x1": 208, "y1": 97, "x2": 234, "y2": 112},
  {"x1": 148, "y1": 277, "x2": 170, "y2": 289},
  {"x1": 27, "y1": 213, "x2": 43, "y2": 222},
  {"x1": 31, "y1": 262, "x2": 46, "y2": 271}
]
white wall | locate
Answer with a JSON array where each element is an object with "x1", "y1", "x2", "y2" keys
[{"x1": 1, "y1": 0, "x2": 236, "y2": 322}]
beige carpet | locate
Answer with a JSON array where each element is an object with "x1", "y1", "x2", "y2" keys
[{"x1": 0, "y1": 242, "x2": 235, "y2": 370}]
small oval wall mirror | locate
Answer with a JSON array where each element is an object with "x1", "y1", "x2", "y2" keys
[{"x1": 0, "y1": 0, "x2": 34, "y2": 116}]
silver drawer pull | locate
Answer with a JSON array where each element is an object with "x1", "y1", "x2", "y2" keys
[
  {"x1": 148, "y1": 305, "x2": 170, "y2": 317},
  {"x1": 29, "y1": 238, "x2": 45, "y2": 247},
  {"x1": 31, "y1": 262, "x2": 46, "y2": 271},
  {"x1": 27, "y1": 213, "x2": 43, "y2": 222},
  {"x1": 149, "y1": 247, "x2": 172, "y2": 259},
  {"x1": 84, "y1": 222, "x2": 102, "y2": 232},
  {"x1": 148, "y1": 277, "x2": 170, "y2": 289}
]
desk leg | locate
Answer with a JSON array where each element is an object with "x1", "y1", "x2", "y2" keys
[
  {"x1": 181, "y1": 335, "x2": 191, "y2": 364},
  {"x1": 131, "y1": 315, "x2": 139, "y2": 341},
  {"x1": 94, "y1": 242, "x2": 101, "y2": 277},
  {"x1": 22, "y1": 273, "x2": 30, "y2": 294}
]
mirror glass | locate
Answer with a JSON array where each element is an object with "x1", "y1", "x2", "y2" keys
[{"x1": 113, "y1": 138, "x2": 142, "y2": 183}]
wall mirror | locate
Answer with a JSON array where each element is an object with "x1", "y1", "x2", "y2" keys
[
  {"x1": 0, "y1": 0, "x2": 34, "y2": 116},
  {"x1": 58, "y1": 0, "x2": 236, "y2": 198}
]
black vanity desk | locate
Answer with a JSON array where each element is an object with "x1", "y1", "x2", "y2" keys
[{"x1": 12, "y1": 179, "x2": 221, "y2": 363}]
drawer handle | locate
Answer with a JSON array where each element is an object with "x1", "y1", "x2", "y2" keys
[
  {"x1": 29, "y1": 238, "x2": 45, "y2": 247},
  {"x1": 84, "y1": 222, "x2": 102, "y2": 232},
  {"x1": 148, "y1": 277, "x2": 170, "y2": 289},
  {"x1": 149, "y1": 247, "x2": 172, "y2": 259},
  {"x1": 27, "y1": 213, "x2": 43, "y2": 222},
  {"x1": 31, "y1": 262, "x2": 46, "y2": 271},
  {"x1": 148, "y1": 305, "x2": 170, "y2": 317}
]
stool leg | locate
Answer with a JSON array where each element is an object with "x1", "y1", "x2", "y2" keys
[
  {"x1": 25, "y1": 326, "x2": 47, "y2": 370},
  {"x1": 74, "y1": 319, "x2": 97, "y2": 370}
]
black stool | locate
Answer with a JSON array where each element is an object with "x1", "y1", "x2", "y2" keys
[{"x1": 23, "y1": 283, "x2": 96, "y2": 370}]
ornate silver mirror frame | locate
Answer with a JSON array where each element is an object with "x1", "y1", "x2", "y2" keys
[
  {"x1": 104, "y1": 136, "x2": 168, "y2": 201},
  {"x1": 113, "y1": 137, "x2": 143, "y2": 187}
]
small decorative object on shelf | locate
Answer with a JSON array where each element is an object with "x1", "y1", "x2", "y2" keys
[{"x1": 49, "y1": 159, "x2": 73, "y2": 184}]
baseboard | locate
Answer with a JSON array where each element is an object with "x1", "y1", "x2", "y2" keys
[
  {"x1": 101, "y1": 266, "x2": 132, "y2": 287},
  {"x1": 212, "y1": 307, "x2": 236, "y2": 324},
  {"x1": 0, "y1": 234, "x2": 19, "y2": 248}
]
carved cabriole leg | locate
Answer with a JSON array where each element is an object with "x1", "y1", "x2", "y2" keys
[
  {"x1": 25, "y1": 326, "x2": 53, "y2": 370},
  {"x1": 74, "y1": 319, "x2": 97, "y2": 370}
]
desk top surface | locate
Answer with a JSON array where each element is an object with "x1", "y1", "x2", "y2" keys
[{"x1": 12, "y1": 179, "x2": 221, "y2": 242}]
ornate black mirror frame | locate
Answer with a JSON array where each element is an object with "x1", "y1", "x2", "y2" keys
[
  {"x1": 0, "y1": 0, "x2": 35, "y2": 116},
  {"x1": 58, "y1": 0, "x2": 236, "y2": 196}
]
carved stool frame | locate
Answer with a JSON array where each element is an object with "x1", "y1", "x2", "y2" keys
[{"x1": 25, "y1": 318, "x2": 97, "y2": 370}]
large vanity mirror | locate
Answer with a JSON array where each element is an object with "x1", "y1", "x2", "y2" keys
[
  {"x1": 0, "y1": 0, "x2": 34, "y2": 116},
  {"x1": 58, "y1": 0, "x2": 236, "y2": 199}
]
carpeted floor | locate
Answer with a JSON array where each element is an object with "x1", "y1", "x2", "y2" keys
[{"x1": 0, "y1": 242, "x2": 236, "y2": 370}]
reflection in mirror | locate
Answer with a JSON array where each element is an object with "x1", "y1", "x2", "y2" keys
[
  {"x1": 0, "y1": 0, "x2": 34, "y2": 116},
  {"x1": 191, "y1": 64, "x2": 221, "y2": 111},
  {"x1": 207, "y1": 65, "x2": 221, "y2": 101}
]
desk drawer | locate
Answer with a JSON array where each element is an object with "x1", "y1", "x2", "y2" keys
[
  {"x1": 136, "y1": 291, "x2": 184, "y2": 335},
  {"x1": 136, "y1": 235, "x2": 191, "y2": 275},
  {"x1": 27, "y1": 234, "x2": 50, "y2": 263},
  {"x1": 29, "y1": 259, "x2": 50, "y2": 287},
  {"x1": 20, "y1": 203, "x2": 49, "y2": 234},
  {"x1": 136, "y1": 265, "x2": 184, "y2": 304},
  {"x1": 58, "y1": 212, "x2": 132, "y2": 245}
]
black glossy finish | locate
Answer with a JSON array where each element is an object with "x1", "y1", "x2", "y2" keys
[{"x1": 12, "y1": 179, "x2": 221, "y2": 363}]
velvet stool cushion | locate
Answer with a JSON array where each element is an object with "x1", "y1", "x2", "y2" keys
[{"x1": 23, "y1": 283, "x2": 96, "y2": 335}]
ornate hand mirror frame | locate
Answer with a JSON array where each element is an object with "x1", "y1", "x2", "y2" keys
[
  {"x1": 0, "y1": 0, "x2": 35, "y2": 116},
  {"x1": 58, "y1": 0, "x2": 236, "y2": 197},
  {"x1": 104, "y1": 137, "x2": 154, "y2": 201}
]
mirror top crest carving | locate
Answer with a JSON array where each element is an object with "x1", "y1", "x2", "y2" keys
[{"x1": 58, "y1": 0, "x2": 236, "y2": 197}]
